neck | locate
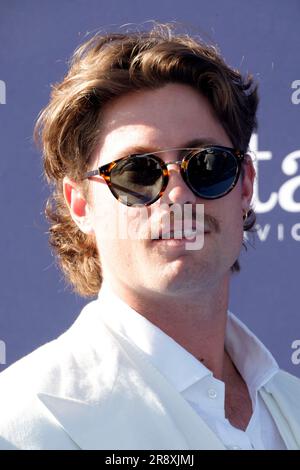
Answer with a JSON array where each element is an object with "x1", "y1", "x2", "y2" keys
[{"x1": 108, "y1": 274, "x2": 230, "y2": 380}]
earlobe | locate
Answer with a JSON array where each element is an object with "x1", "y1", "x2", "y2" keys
[{"x1": 63, "y1": 176, "x2": 94, "y2": 235}]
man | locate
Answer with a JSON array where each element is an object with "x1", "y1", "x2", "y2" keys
[{"x1": 0, "y1": 24, "x2": 299, "y2": 450}]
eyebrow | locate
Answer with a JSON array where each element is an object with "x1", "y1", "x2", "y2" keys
[{"x1": 114, "y1": 138, "x2": 223, "y2": 159}]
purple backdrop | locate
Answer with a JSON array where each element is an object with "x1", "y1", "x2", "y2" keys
[{"x1": 0, "y1": 0, "x2": 299, "y2": 377}]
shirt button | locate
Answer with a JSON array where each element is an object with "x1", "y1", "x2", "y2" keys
[
  {"x1": 227, "y1": 445, "x2": 241, "y2": 450},
  {"x1": 207, "y1": 388, "x2": 217, "y2": 399}
]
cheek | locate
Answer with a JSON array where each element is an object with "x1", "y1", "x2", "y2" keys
[
  {"x1": 220, "y1": 199, "x2": 244, "y2": 250},
  {"x1": 91, "y1": 187, "x2": 146, "y2": 265},
  {"x1": 212, "y1": 185, "x2": 244, "y2": 241},
  {"x1": 90, "y1": 186, "x2": 120, "y2": 255}
]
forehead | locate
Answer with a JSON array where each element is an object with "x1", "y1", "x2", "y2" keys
[{"x1": 94, "y1": 83, "x2": 231, "y2": 164}]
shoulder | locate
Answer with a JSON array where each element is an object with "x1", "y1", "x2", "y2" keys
[
  {"x1": 0, "y1": 300, "x2": 100, "y2": 393},
  {"x1": 0, "y1": 298, "x2": 118, "y2": 449},
  {"x1": 0, "y1": 335, "x2": 73, "y2": 448}
]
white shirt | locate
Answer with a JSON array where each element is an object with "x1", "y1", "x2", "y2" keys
[{"x1": 98, "y1": 282, "x2": 286, "y2": 450}]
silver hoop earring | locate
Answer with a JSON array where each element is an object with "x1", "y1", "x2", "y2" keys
[{"x1": 243, "y1": 209, "x2": 249, "y2": 222}]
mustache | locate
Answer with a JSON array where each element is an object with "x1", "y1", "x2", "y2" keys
[
  {"x1": 202, "y1": 213, "x2": 220, "y2": 233},
  {"x1": 140, "y1": 205, "x2": 221, "y2": 239}
]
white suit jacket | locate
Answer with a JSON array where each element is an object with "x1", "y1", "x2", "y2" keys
[{"x1": 0, "y1": 298, "x2": 300, "y2": 450}]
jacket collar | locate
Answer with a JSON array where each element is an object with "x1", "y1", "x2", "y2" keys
[{"x1": 260, "y1": 371, "x2": 300, "y2": 450}]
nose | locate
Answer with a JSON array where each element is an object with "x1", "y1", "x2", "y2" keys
[{"x1": 161, "y1": 161, "x2": 197, "y2": 205}]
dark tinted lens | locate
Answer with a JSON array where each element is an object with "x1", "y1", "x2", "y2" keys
[
  {"x1": 186, "y1": 148, "x2": 239, "y2": 198},
  {"x1": 110, "y1": 155, "x2": 164, "y2": 205}
]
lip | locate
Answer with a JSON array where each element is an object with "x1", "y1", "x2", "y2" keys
[
  {"x1": 154, "y1": 238, "x2": 196, "y2": 246},
  {"x1": 157, "y1": 227, "x2": 210, "y2": 240},
  {"x1": 151, "y1": 234, "x2": 209, "y2": 255},
  {"x1": 152, "y1": 230, "x2": 210, "y2": 248}
]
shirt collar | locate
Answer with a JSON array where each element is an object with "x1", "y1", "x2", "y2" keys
[
  {"x1": 97, "y1": 282, "x2": 279, "y2": 396},
  {"x1": 225, "y1": 312, "x2": 279, "y2": 398}
]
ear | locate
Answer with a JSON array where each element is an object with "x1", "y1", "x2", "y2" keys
[
  {"x1": 241, "y1": 155, "x2": 256, "y2": 212},
  {"x1": 63, "y1": 176, "x2": 94, "y2": 235}
]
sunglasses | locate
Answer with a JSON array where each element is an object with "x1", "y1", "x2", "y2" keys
[{"x1": 83, "y1": 145, "x2": 245, "y2": 206}]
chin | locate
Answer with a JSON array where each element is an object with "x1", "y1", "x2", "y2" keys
[{"x1": 151, "y1": 271, "x2": 201, "y2": 296}]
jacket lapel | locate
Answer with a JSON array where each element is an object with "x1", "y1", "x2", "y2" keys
[{"x1": 260, "y1": 370, "x2": 300, "y2": 450}]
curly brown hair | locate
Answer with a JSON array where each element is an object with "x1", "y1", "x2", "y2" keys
[{"x1": 34, "y1": 23, "x2": 258, "y2": 298}]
